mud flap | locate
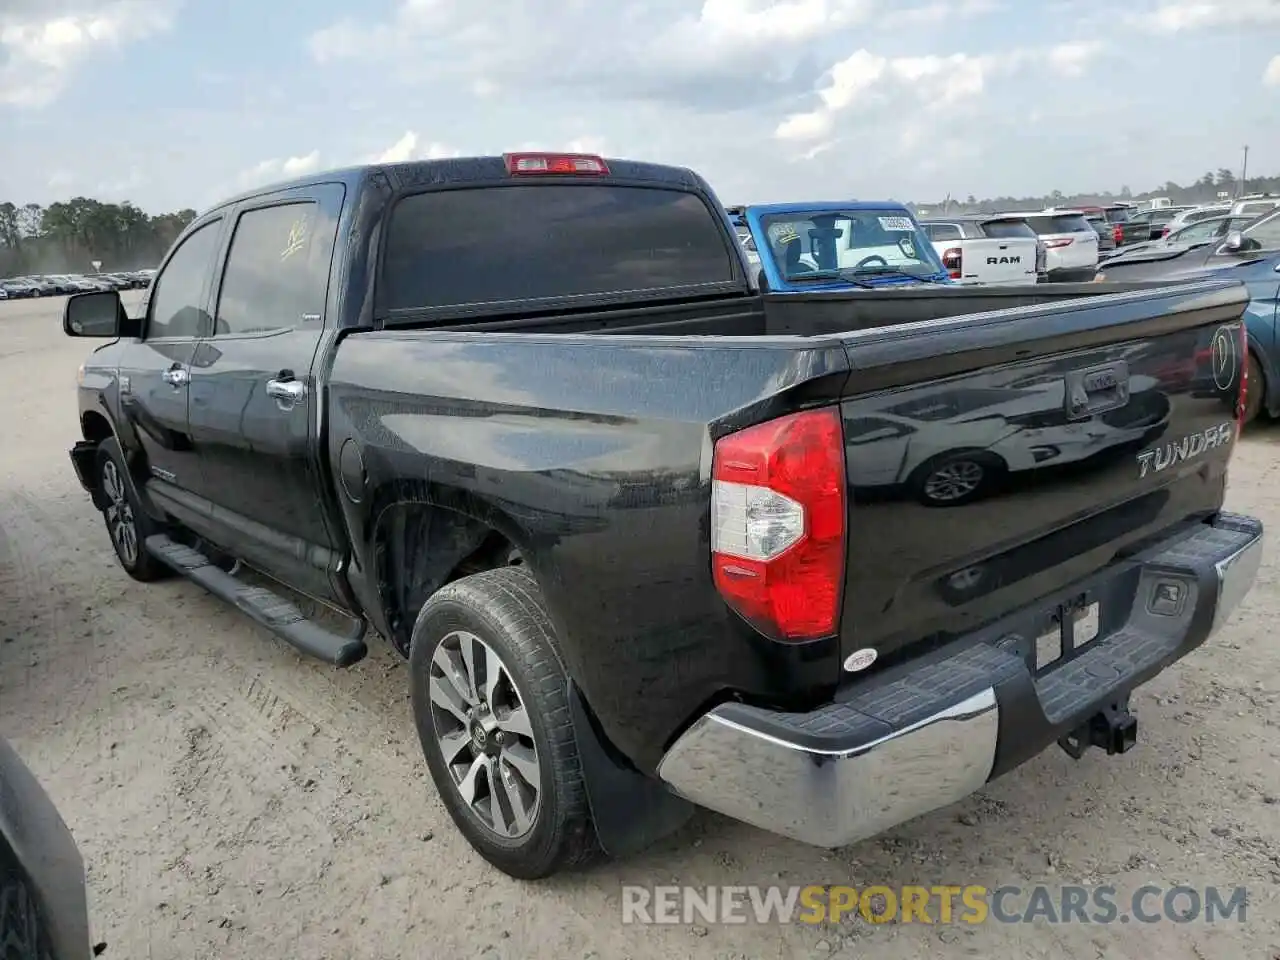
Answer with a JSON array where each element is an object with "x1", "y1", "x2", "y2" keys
[{"x1": 568, "y1": 684, "x2": 694, "y2": 858}]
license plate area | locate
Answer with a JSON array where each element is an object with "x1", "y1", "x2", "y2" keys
[{"x1": 1031, "y1": 593, "x2": 1102, "y2": 675}]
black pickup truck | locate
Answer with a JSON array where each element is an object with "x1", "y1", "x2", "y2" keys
[{"x1": 63, "y1": 152, "x2": 1263, "y2": 880}]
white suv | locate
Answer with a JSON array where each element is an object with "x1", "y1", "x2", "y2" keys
[
  {"x1": 1230, "y1": 195, "x2": 1280, "y2": 218},
  {"x1": 1019, "y1": 211, "x2": 1099, "y2": 282}
]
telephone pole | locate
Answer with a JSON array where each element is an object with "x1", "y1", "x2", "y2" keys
[{"x1": 1239, "y1": 145, "x2": 1249, "y2": 197}]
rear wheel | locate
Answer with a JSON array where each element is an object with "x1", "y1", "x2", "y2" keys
[
  {"x1": 409, "y1": 566, "x2": 600, "y2": 879},
  {"x1": 1242, "y1": 353, "x2": 1264, "y2": 426}
]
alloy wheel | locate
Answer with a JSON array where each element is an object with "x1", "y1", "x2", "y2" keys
[{"x1": 427, "y1": 630, "x2": 541, "y2": 839}]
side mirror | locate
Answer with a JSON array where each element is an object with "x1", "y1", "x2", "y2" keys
[
  {"x1": 1223, "y1": 231, "x2": 1245, "y2": 253},
  {"x1": 63, "y1": 290, "x2": 126, "y2": 338}
]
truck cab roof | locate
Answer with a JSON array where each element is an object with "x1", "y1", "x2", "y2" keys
[{"x1": 202, "y1": 155, "x2": 712, "y2": 217}]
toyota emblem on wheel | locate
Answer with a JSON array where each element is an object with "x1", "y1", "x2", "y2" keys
[{"x1": 1211, "y1": 326, "x2": 1238, "y2": 391}]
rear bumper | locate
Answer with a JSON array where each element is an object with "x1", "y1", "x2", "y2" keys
[{"x1": 658, "y1": 512, "x2": 1263, "y2": 848}]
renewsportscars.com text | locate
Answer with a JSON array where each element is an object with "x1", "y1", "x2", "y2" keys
[{"x1": 620, "y1": 884, "x2": 1248, "y2": 926}]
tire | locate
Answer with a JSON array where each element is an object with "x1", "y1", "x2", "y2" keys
[
  {"x1": 909, "y1": 450, "x2": 1005, "y2": 507},
  {"x1": 0, "y1": 844, "x2": 53, "y2": 960},
  {"x1": 1242, "y1": 353, "x2": 1264, "y2": 426},
  {"x1": 409, "y1": 566, "x2": 600, "y2": 879},
  {"x1": 95, "y1": 438, "x2": 170, "y2": 582}
]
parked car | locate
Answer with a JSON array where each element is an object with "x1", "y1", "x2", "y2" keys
[
  {"x1": 0, "y1": 278, "x2": 41, "y2": 298},
  {"x1": 19, "y1": 276, "x2": 60, "y2": 296},
  {"x1": 1021, "y1": 210, "x2": 1100, "y2": 281},
  {"x1": 1097, "y1": 210, "x2": 1280, "y2": 424},
  {"x1": 0, "y1": 736, "x2": 94, "y2": 959},
  {"x1": 1089, "y1": 204, "x2": 1150, "y2": 246},
  {"x1": 1085, "y1": 214, "x2": 1119, "y2": 255},
  {"x1": 918, "y1": 214, "x2": 1043, "y2": 285},
  {"x1": 1125, "y1": 205, "x2": 1194, "y2": 240},
  {"x1": 1101, "y1": 214, "x2": 1258, "y2": 262},
  {"x1": 1097, "y1": 205, "x2": 1280, "y2": 280},
  {"x1": 1161, "y1": 204, "x2": 1232, "y2": 238},
  {"x1": 1230, "y1": 194, "x2": 1280, "y2": 219},
  {"x1": 61, "y1": 151, "x2": 1262, "y2": 880}
]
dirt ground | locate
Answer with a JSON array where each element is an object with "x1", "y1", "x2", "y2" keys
[{"x1": 2, "y1": 293, "x2": 1279, "y2": 960}]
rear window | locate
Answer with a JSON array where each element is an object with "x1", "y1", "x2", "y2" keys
[
  {"x1": 980, "y1": 219, "x2": 1036, "y2": 239},
  {"x1": 1237, "y1": 201, "x2": 1278, "y2": 217},
  {"x1": 1104, "y1": 207, "x2": 1132, "y2": 222},
  {"x1": 380, "y1": 185, "x2": 735, "y2": 312},
  {"x1": 1025, "y1": 214, "x2": 1091, "y2": 235}
]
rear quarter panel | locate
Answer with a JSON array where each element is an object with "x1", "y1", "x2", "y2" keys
[{"x1": 327, "y1": 330, "x2": 851, "y2": 770}]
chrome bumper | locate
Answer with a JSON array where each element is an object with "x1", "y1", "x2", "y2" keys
[{"x1": 658, "y1": 512, "x2": 1263, "y2": 849}]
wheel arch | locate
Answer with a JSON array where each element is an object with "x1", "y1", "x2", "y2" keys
[{"x1": 367, "y1": 483, "x2": 538, "y2": 658}]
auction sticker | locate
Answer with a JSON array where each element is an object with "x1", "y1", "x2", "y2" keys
[{"x1": 878, "y1": 216, "x2": 915, "y2": 231}]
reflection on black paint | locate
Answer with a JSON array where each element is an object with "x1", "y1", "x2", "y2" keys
[{"x1": 845, "y1": 375, "x2": 1173, "y2": 508}]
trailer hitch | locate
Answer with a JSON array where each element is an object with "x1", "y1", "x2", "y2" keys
[{"x1": 1057, "y1": 702, "x2": 1138, "y2": 760}]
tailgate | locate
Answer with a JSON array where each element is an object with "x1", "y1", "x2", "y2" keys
[
  {"x1": 957, "y1": 238, "x2": 1038, "y2": 284},
  {"x1": 835, "y1": 279, "x2": 1248, "y2": 664}
]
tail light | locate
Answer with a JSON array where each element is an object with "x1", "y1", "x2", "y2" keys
[
  {"x1": 1044, "y1": 237, "x2": 1074, "y2": 249},
  {"x1": 941, "y1": 247, "x2": 963, "y2": 279},
  {"x1": 1112, "y1": 224, "x2": 1123, "y2": 246},
  {"x1": 1236, "y1": 323, "x2": 1249, "y2": 435},
  {"x1": 710, "y1": 408, "x2": 846, "y2": 641},
  {"x1": 1035, "y1": 241, "x2": 1047, "y2": 273},
  {"x1": 503, "y1": 152, "x2": 609, "y2": 175},
  {"x1": 1161, "y1": 226, "x2": 1171, "y2": 238}
]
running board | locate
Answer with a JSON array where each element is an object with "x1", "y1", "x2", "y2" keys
[{"x1": 145, "y1": 534, "x2": 368, "y2": 668}]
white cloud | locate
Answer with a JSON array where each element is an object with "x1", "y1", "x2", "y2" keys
[
  {"x1": 1265, "y1": 54, "x2": 1280, "y2": 86},
  {"x1": 236, "y1": 151, "x2": 322, "y2": 189},
  {"x1": 1047, "y1": 40, "x2": 1105, "y2": 77},
  {"x1": 775, "y1": 48, "x2": 999, "y2": 143},
  {"x1": 0, "y1": 0, "x2": 175, "y2": 107},
  {"x1": 1129, "y1": 0, "x2": 1280, "y2": 31},
  {"x1": 364, "y1": 132, "x2": 461, "y2": 164},
  {"x1": 897, "y1": 0, "x2": 1000, "y2": 23}
]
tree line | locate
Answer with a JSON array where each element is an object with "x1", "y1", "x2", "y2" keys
[
  {"x1": 912, "y1": 167, "x2": 1277, "y2": 216},
  {"x1": 0, "y1": 198, "x2": 197, "y2": 279}
]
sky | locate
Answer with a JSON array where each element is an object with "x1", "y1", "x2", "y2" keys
[{"x1": 0, "y1": 0, "x2": 1278, "y2": 213}]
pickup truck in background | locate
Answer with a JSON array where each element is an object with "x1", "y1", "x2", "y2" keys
[
  {"x1": 918, "y1": 214, "x2": 1044, "y2": 285},
  {"x1": 1069, "y1": 204, "x2": 1148, "y2": 247},
  {"x1": 63, "y1": 152, "x2": 1263, "y2": 879}
]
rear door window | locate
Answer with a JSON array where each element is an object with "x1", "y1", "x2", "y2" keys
[
  {"x1": 380, "y1": 185, "x2": 736, "y2": 313},
  {"x1": 1025, "y1": 214, "x2": 1091, "y2": 235},
  {"x1": 980, "y1": 219, "x2": 1037, "y2": 239}
]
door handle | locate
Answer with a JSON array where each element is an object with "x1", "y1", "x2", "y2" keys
[
  {"x1": 266, "y1": 378, "x2": 307, "y2": 406},
  {"x1": 162, "y1": 367, "x2": 189, "y2": 387}
]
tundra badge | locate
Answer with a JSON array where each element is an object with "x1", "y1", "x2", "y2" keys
[{"x1": 1136, "y1": 422, "x2": 1233, "y2": 478}]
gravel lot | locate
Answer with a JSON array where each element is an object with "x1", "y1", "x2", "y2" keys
[{"x1": 2, "y1": 293, "x2": 1279, "y2": 959}]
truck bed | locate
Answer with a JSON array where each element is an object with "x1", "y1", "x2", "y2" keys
[{"x1": 421, "y1": 280, "x2": 1229, "y2": 339}]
